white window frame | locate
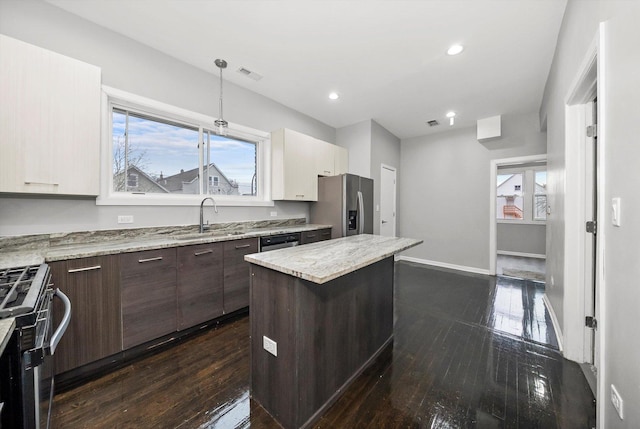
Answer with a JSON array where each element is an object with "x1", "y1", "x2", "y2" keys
[
  {"x1": 496, "y1": 165, "x2": 546, "y2": 225},
  {"x1": 97, "y1": 86, "x2": 272, "y2": 206}
]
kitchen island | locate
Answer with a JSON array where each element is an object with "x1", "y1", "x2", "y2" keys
[{"x1": 245, "y1": 234, "x2": 421, "y2": 429}]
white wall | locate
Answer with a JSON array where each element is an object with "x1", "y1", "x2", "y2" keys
[
  {"x1": 497, "y1": 223, "x2": 546, "y2": 256},
  {"x1": 540, "y1": 1, "x2": 640, "y2": 426},
  {"x1": 398, "y1": 113, "x2": 546, "y2": 273},
  {"x1": 0, "y1": 0, "x2": 335, "y2": 235}
]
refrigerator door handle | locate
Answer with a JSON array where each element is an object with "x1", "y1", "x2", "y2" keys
[{"x1": 357, "y1": 190, "x2": 364, "y2": 234}]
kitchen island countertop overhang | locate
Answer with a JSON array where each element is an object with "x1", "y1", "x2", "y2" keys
[{"x1": 244, "y1": 234, "x2": 422, "y2": 284}]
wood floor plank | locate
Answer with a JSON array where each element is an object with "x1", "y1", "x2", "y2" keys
[{"x1": 51, "y1": 261, "x2": 595, "y2": 428}]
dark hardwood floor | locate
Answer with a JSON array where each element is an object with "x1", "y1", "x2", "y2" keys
[{"x1": 51, "y1": 261, "x2": 595, "y2": 428}]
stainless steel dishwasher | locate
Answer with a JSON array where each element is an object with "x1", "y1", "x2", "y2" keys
[{"x1": 259, "y1": 233, "x2": 301, "y2": 251}]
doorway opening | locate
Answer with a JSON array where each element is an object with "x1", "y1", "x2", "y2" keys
[
  {"x1": 379, "y1": 164, "x2": 397, "y2": 237},
  {"x1": 489, "y1": 154, "x2": 547, "y2": 280}
]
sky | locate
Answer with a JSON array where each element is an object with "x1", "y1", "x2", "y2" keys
[{"x1": 112, "y1": 111, "x2": 256, "y2": 193}]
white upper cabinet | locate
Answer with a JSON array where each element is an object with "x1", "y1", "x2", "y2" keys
[
  {"x1": 271, "y1": 129, "x2": 348, "y2": 201},
  {"x1": 0, "y1": 35, "x2": 101, "y2": 196},
  {"x1": 271, "y1": 128, "x2": 318, "y2": 201},
  {"x1": 315, "y1": 139, "x2": 335, "y2": 177}
]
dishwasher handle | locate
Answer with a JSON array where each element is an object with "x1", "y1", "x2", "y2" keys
[{"x1": 49, "y1": 288, "x2": 71, "y2": 355}]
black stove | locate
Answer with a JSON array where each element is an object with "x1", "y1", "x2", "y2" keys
[{"x1": 0, "y1": 265, "x2": 49, "y2": 322}]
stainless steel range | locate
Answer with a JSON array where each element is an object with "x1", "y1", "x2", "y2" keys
[{"x1": 0, "y1": 264, "x2": 71, "y2": 429}]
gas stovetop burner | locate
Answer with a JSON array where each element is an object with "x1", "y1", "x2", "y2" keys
[{"x1": 0, "y1": 264, "x2": 49, "y2": 319}]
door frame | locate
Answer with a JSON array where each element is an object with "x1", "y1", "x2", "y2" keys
[
  {"x1": 489, "y1": 154, "x2": 547, "y2": 276},
  {"x1": 379, "y1": 163, "x2": 397, "y2": 237},
  {"x1": 564, "y1": 23, "x2": 606, "y2": 427}
]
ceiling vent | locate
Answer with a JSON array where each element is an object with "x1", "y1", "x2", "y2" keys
[
  {"x1": 237, "y1": 67, "x2": 263, "y2": 81},
  {"x1": 426, "y1": 120, "x2": 439, "y2": 127}
]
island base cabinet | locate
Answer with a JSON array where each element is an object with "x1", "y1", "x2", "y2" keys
[
  {"x1": 250, "y1": 257, "x2": 394, "y2": 429},
  {"x1": 121, "y1": 248, "x2": 177, "y2": 350},
  {"x1": 50, "y1": 255, "x2": 121, "y2": 375}
]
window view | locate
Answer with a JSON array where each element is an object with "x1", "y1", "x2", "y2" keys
[
  {"x1": 497, "y1": 173, "x2": 524, "y2": 219},
  {"x1": 204, "y1": 131, "x2": 257, "y2": 196},
  {"x1": 534, "y1": 171, "x2": 547, "y2": 220},
  {"x1": 112, "y1": 108, "x2": 258, "y2": 197},
  {"x1": 496, "y1": 167, "x2": 547, "y2": 222}
]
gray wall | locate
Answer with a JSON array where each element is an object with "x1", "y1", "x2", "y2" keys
[
  {"x1": 497, "y1": 223, "x2": 546, "y2": 256},
  {"x1": 398, "y1": 113, "x2": 546, "y2": 272},
  {"x1": 336, "y1": 120, "x2": 371, "y2": 177},
  {"x1": 336, "y1": 120, "x2": 400, "y2": 235},
  {"x1": 0, "y1": 0, "x2": 335, "y2": 236},
  {"x1": 370, "y1": 121, "x2": 400, "y2": 235},
  {"x1": 540, "y1": 1, "x2": 640, "y2": 426}
]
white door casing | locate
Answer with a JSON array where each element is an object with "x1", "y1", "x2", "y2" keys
[{"x1": 380, "y1": 164, "x2": 396, "y2": 237}]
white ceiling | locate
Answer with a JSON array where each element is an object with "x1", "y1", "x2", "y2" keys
[{"x1": 46, "y1": 0, "x2": 567, "y2": 139}]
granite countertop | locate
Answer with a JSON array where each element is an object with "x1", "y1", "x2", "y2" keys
[
  {"x1": 0, "y1": 219, "x2": 332, "y2": 270},
  {"x1": 244, "y1": 234, "x2": 422, "y2": 284},
  {"x1": 0, "y1": 317, "x2": 16, "y2": 355}
]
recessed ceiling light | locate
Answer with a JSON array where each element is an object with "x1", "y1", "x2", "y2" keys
[
  {"x1": 328, "y1": 92, "x2": 339, "y2": 100},
  {"x1": 446, "y1": 111, "x2": 456, "y2": 125},
  {"x1": 447, "y1": 44, "x2": 464, "y2": 56}
]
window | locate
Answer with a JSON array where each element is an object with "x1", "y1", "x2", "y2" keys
[
  {"x1": 102, "y1": 86, "x2": 270, "y2": 206},
  {"x1": 534, "y1": 171, "x2": 547, "y2": 221},
  {"x1": 496, "y1": 166, "x2": 546, "y2": 222}
]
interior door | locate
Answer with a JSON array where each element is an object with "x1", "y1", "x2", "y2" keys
[{"x1": 380, "y1": 165, "x2": 396, "y2": 237}]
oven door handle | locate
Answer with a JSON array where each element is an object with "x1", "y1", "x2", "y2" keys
[{"x1": 49, "y1": 288, "x2": 72, "y2": 355}]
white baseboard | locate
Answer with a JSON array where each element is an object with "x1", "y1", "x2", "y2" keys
[
  {"x1": 396, "y1": 255, "x2": 491, "y2": 276},
  {"x1": 497, "y1": 250, "x2": 546, "y2": 259},
  {"x1": 542, "y1": 294, "x2": 564, "y2": 352}
]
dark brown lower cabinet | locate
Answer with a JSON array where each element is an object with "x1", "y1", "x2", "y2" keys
[
  {"x1": 177, "y1": 243, "x2": 223, "y2": 330},
  {"x1": 120, "y1": 248, "x2": 177, "y2": 349},
  {"x1": 50, "y1": 255, "x2": 121, "y2": 375},
  {"x1": 223, "y1": 238, "x2": 258, "y2": 313}
]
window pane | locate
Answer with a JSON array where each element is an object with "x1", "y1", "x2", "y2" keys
[
  {"x1": 112, "y1": 109, "x2": 200, "y2": 194},
  {"x1": 534, "y1": 170, "x2": 547, "y2": 220},
  {"x1": 205, "y1": 133, "x2": 257, "y2": 196},
  {"x1": 496, "y1": 173, "x2": 524, "y2": 219}
]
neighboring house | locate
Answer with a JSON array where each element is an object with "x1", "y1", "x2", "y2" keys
[
  {"x1": 113, "y1": 165, "x2": 169, "y2": 193},
  {"x1": 496, "y1": 174, "x2": 524, "y2": 219},
  {"x1": 159, "y1": 163, "x2": 239, "y2": 195}
]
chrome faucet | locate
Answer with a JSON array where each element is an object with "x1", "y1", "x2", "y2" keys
[{"x1": 199, "y1": 197, "x2": 218, "y2": 233}]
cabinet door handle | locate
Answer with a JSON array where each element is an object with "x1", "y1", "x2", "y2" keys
[
  {"x1": 296, "y1": 194, "x2": 304, "y2": 198},
  {"x1": 306, "y1": 234, "x2": 316, "y2": 238},
  {"x1": 68, "y1": 265, "x2": 101, "y2": 273},
  {"x1": 322, "y1": 232, "x2": 331, "y2": 236},
  {"x1": 194, "y1": 249, "x2": 213, "y2": 256},
  {"x1": 324, "y1": 170, "x2": 331, "y2": 174},
  {"x1": 24, "y1": 180, "x2": 59, "y2": 186},
  {"x1": 138, "y1": 256, "x2": 163, "y2": 263},
  {"x1": 234, "y1": 244, "x2": 251, "y2": 249}
]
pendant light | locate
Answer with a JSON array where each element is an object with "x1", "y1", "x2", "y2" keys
[{"x1": 214, "y1": 58, "x2": 228, "y2": 135}]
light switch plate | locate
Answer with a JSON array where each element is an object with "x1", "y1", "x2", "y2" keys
[{"x1": 612, "y1": 198, "x2": 621, "y2": 227}]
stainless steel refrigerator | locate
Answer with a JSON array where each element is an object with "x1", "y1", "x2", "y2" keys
[{"x1": 310, "y1": 173, "x2": 374, "y2": 239}]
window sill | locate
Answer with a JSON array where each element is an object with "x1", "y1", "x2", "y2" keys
[{"x1": 497, "y1": 220, "x2": 546, "y2": 226}]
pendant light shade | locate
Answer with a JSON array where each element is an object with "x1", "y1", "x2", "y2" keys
[{"x1": 214, "y1": 58, "x2": 228, "y2": 135}]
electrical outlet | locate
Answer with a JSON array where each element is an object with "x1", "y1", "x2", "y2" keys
[
  {"x1": 611, "y1": 384, "x2": 624, "y2": 419},
  {"x1": 270, "y1": 211, "x2": 277, "y2": 217},
  {"x1": 263, "y1": 335, "x2": 277, "y2": 357},
  {"x1": 118, "y1": 215, "x2": 134, "y2": 224}
]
